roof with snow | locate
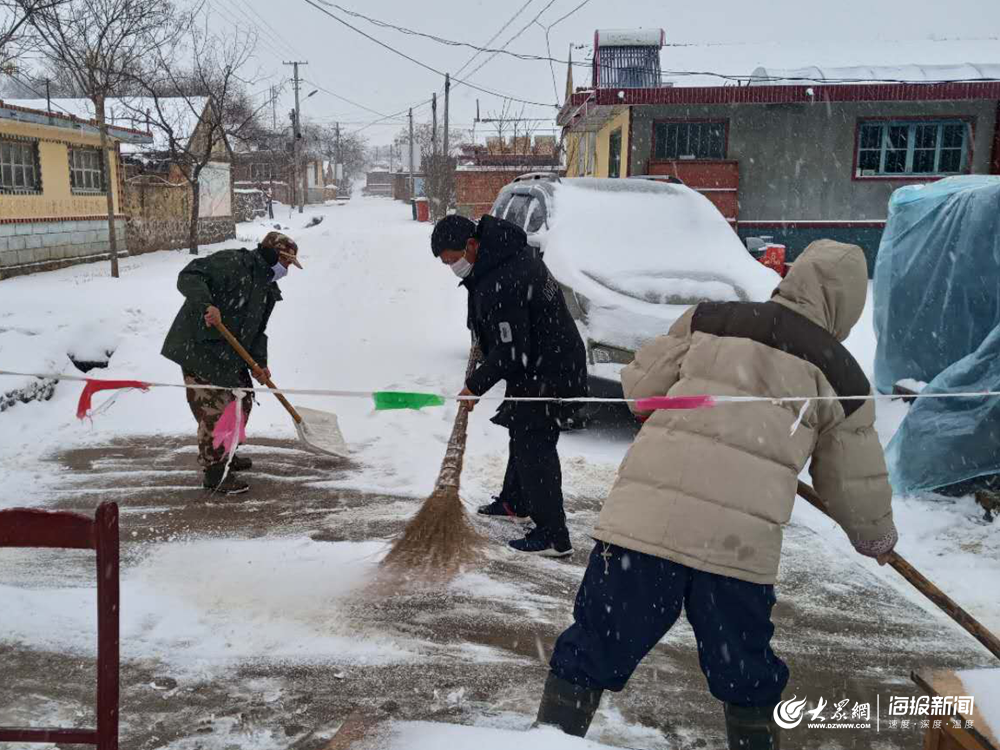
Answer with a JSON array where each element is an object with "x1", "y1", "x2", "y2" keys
[
  {"x1": 0, "y1": 100, "x2": 152, "y2": 144},
  {"x1": 5, "y1": 97, "x2": 208, "y2": 154},
  {"x1": 562, "y1": 37, "x2": 1000, "y2": 126},
  {"x1": 748, "y1": 63, "x2": 1000, "y2": 86}
]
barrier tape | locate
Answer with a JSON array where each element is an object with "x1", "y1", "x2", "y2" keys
[{"x1": 2, "y1": 368, "x2": 997, "y2": 412}]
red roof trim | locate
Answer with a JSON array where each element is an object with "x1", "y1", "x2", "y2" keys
[{"x1": 568, "y1": 82, "x2": 1000, "y2": 109}]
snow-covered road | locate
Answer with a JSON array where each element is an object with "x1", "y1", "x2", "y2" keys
[{"x1": 1, "y1": 196, "x2": 998, "y2": 749}]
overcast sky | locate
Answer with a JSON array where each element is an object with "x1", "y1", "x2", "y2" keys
[{"x1": 211, "y1": 0, "x2": 1000, "y2": 146}]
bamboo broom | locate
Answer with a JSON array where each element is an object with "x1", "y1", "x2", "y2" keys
[{"x1": 381, "y1": 347, "x2": 485, "y2": 576}]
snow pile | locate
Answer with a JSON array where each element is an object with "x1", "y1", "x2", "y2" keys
[
  {"x1": 0, "y1": 329, "x2": 71, "y2": 412},
  {"x1": 378, "y1": 721, "x2": 628, "y2": 750},
  {"x1": 540, "y1": 179, "x2": 778, "y2": 351},
  {"x1": 957, "y1": 669, "x2": 1000, "y2": 741},
  {"x1": 0, "y1": 538, "x2": 413, "y2": 670}
]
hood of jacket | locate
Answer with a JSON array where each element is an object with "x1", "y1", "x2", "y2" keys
[
  {"x1": 771, "y1": 239, "x2": 868, "y2": 342},
  {"x1": 464, "y1": 214, "x2": 528, "y2": 284}
]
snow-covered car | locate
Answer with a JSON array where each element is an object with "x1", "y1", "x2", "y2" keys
[{"x1": 490, "y1": 174, "x2": 781, "y2": 397}]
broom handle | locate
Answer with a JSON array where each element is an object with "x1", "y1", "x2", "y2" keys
[
  {"x1": 434, "y1": 346, "x2": 481, "y2": 492},
  {"x1": 797, "y1": 480, "x2": 1000, "y2": 661},
  {"x1": 214, "y1": 320, "x2": 303, "y2": 425}
]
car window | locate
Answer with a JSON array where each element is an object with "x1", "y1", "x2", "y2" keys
[
  {"x1": 525, "y1": 197, "x2": 546, "y2": 233},
  {"x1": 492, "y1": 192, "x2": 513, "y2": 218},
  {"x1": 504, "y1": 194, "x2": 532, "y2": 228}
]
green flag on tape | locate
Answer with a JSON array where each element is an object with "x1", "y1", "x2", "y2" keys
[{"x1": 373, "y1": 391, "x2": 447, "y2": 411}]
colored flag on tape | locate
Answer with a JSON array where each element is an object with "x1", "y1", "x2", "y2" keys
[
  {"x1": 76, "y1": 378, "x2": 151, "y2": 419},
  {"x1": 635, "y1": 395, "x2": 716, "y2": 412},
  {"x1": 373, "y1": 391, "x2": 447, "y2": 411}
]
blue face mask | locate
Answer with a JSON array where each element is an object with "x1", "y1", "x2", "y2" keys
[{"x1": 271, "y1": 262, "x2": 288, "y2": 282}]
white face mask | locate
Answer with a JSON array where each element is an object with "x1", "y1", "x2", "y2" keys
[
  {"x1": 450, "y1": 257, "x2": 473, "y2": 279},
  {"x1": 271, "y1": 262, "x2": 288, "y2": 282}
]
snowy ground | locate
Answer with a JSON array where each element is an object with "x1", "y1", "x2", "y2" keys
[{"x1": 1, "y1": 197, "x2": 998, "y2": 749}]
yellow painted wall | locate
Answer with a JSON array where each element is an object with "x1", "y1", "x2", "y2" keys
[
  {"x1": 563, "y1": 107, "x2": 631, "y2": 179},
  {"x1": 593, "y1": 108, "x2": 631, "y2": 178},
  {"x1": 0, "y1": 118, "x2": 123, "y2": 219}
]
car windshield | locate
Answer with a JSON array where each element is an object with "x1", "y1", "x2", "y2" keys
[{"x1": 503, "y1": 194, "x2": 533, "y2": 228}]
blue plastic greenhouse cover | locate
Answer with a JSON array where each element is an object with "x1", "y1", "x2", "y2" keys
[{"x1": 873, "y1": 175, "x2": 1000, "y2": 494}]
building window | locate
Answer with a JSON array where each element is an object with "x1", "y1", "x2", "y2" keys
[
  {"x1": 653, "y1": 121, "x2": 726, "y2": 160},
  {"x1": 250, "y1": 163, "x2": 273, "y2": 181},
  {"x1": 0, "y1": 139, "x2": 41, "y2": 193},
  {"x1": 856, "y1": 120, "x2": 970, "y2": 177},
  {"x1": 69, "y1": 148, "x2": 105, "y2": 193},
  {"x1": 608, "y1": 128, "x2": 623, "y2": 178}
]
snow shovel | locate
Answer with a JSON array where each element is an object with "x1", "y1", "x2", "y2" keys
[
  {"x1": 214, "y1": 321, "x2": 349, "y2": 458},
  {"x1": 797, "y1": 480, "x2": 1000, "y2": 662}
]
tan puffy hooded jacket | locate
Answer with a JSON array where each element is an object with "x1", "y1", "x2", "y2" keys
[{"x1": 592, "y1": 240, "x2": 896, "y2": 585}]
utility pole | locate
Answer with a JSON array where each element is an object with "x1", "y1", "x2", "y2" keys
[
  {"x1": 284, "y1": 61, "x2": 308, "y2": 214},
  {"x1": 335, "y1": 121, "x2": 341, "y2": 193},
  {"x1": 408, "y1": 108, "x2": 415, "y2": 201},
  {"x1": 271, "y1": 85, "x2": 277, "y2": 131},
  {"x1": 443, "y1": 72, "x2": 451, "y2": 159},
  {"x1": 431, "y1": 92, "x2": 438, "y2": 157}
]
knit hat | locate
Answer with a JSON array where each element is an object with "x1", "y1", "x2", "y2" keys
[{"x1": 431, "y1": 215, "x2": 477, "y2": 257}]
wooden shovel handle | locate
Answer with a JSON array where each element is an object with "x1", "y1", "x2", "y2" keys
[
  {"x1": 213, "y1": 320, "x2": 302, "y2": 424},
  {"x1": 797, "y1": 480, "x2": 1000, "y2": 661}
]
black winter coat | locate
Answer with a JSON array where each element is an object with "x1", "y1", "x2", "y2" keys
[
  {"x1": 161, "y1": 248, "x2": 281, "y2": 387},
  {"x1": 463, "y1": 215, "x2": 587, "y2": 429}
]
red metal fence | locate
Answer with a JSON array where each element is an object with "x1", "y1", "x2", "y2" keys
[{"x1": 0, "y1": 503, "x2": 120, "y2": 750}]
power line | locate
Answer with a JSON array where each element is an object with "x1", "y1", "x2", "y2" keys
[
  {"x1": 232, "y1": 0, "x2": 301, "y2": 59},
  {"x1": 301, "y1": 0, "x2": 558, "y2": 109},
  {"x1": 455, "y1": 0, "x2": 535, "y2": 78},
  {"x1": 545, "y1": 0, "x2": 592, "y2": 30},
  {"x1": 205, "y1": 0, "x2": 291, "y2": 75},
  {"x1": 462, "y1": 0, "x2": 558, "y2": 83},
  {"x1": 302, "y1": 79, "x2": 392, "y2": 119}
]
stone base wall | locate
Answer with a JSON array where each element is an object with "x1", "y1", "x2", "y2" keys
[
  {"x1": 0, "y1": 218, "x2": 129, "y2": 280},
  {"x1": 124, "y1": 215, "x2": 235, "y2": 255}
]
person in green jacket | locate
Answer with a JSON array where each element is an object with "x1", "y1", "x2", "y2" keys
[{"x1": 162, "y1": 231, "x2": 303, "y2": 495}]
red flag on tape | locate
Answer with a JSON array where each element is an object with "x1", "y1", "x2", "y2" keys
[{"x1": 76, "y1": 378, "x2": 151, "y2": 420}]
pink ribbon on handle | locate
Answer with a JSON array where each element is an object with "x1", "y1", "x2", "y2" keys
[
  {"x1": 635, "y1": 395, "x2": 716, "y2": 412},
  {"x1": 212, "y1": 398, "x2": 248, "y2": 454}
]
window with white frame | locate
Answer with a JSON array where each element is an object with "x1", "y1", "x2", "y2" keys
[
  {"x1": 856, "y1": 120, "x2": 970, "y2": 177},
  {"x1": 0, "y1": 139, "x2": 41, "y2": 192},
  {"x1": 69, "y1": 148, "x2": 105, "y2": 192}
]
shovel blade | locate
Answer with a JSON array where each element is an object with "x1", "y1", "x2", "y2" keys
[{"x1": 293, "y1": 406, "x2": 349, "y2": 458}]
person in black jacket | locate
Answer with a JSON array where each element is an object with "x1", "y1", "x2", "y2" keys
[{"x1": 431, "y1": 214, "x2": 588, "y2": 557}]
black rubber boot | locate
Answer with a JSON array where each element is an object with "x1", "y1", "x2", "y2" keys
[
  {"x1": 535, "y1": 672, "x2": 603, "y2": 737},
  {"x1": 229, "y1": 455, "x2": 252, "y2": 472},
  {"x1": 724, "y1": 703, "x2": 780, "y2": 750},
  {"x1": 203, "y1": 464, "x2": 249, "y2": 495}
]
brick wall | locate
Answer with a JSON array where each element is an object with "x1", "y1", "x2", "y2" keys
[
  {"x1": 0, "y1": 217, "x2": 129, "y2": 279},
  {"x1": 455, "y1": 169, "x2": 540, "y2": 218}
]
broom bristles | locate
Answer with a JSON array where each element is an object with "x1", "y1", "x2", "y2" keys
[{"x1": 380, "y1": 347, "x2": 485, "y2": 577}]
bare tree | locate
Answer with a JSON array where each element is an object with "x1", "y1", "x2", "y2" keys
[
  {"x1": 485, "y1": 99, "x2": 538, "y2": 162},
  {"x1": 1, "y1": 0, "x2": 66, "y2": 71},
  {"x1": 25, "y1": 0, "x2": 181, "y2": 277},
  {"x1": 130, "y1": 23, "x2": 262, "y2": 255}
]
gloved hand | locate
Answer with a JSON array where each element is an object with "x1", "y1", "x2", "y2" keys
[{"x1": 854, "y1": 526, "x2": 898, "y2": 566}]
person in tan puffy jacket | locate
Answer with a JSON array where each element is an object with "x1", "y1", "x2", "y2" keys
[{"x1": 534, "y1": 240, "x2": 897, "y2": 750}]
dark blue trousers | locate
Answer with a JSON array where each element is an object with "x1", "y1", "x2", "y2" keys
[{"x1": 550, "y1": 543, "x2": 789, "y2": 708}]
